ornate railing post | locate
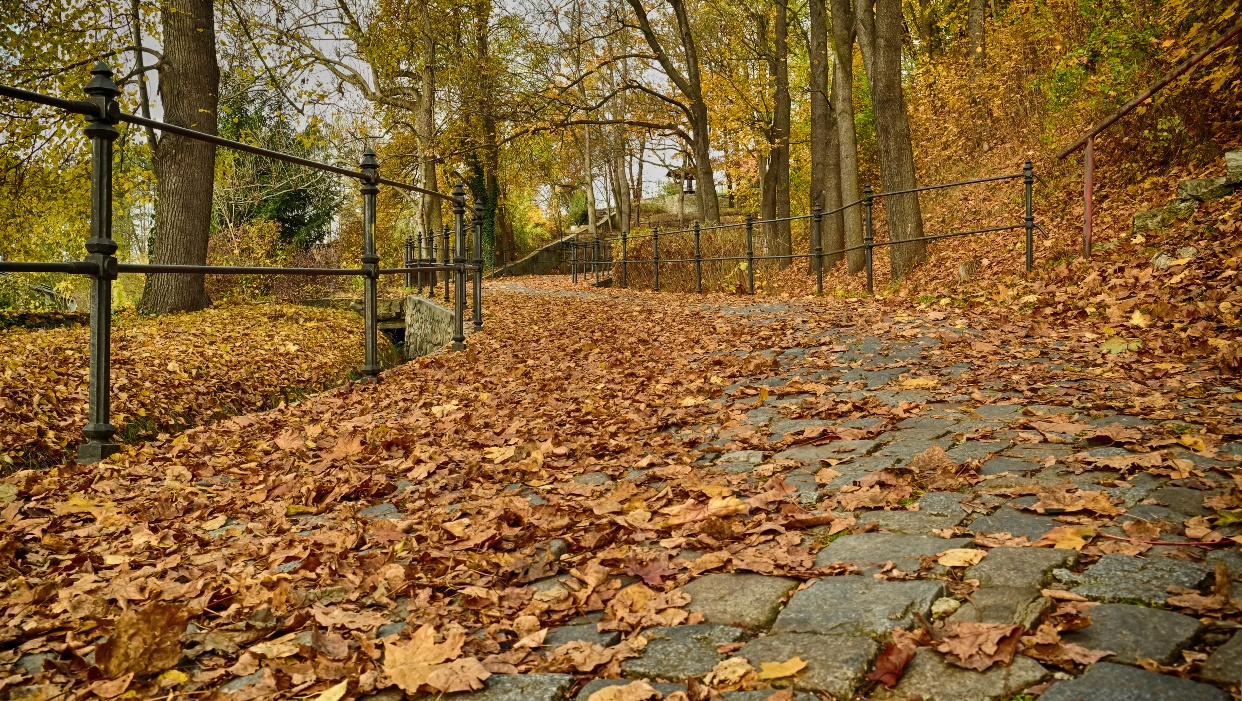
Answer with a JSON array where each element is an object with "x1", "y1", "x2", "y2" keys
[
  {"x1": 443, "y1": 225, "x2": 451, "y2": 304},
  {"x1": 472, "y1": 199, "x2": 483, "y2": 332},
  {"x1": 404, "y1": 235, "x2": 415, "y2": 290},
  {"x1": 813, "y1": 204, "x2": 824, "y2": 295},
  {"x1": 1024, "y1": 159, "x2": 1035, "y2": 273},
  {"x1": 621, "y1": 229, "x2": 628, "y2": 288},
  {"x1": 745, "y1": 214, "x2": 755, "y2": 295},
  {"x1": 652, "y1": 225, "x2": 660, "y2": 292},
  {"x1": 571, "y1": 236, "x2": 578, "y2": 283},
  {"x1": 77, "y1": 62, "x2": 122, "y2": 465},
  {"x1": 452, "y1": 184, "x2": 467, "y2": 350},
  {"x1": 359, "y1": 148, "x2": 381, "y2": 382},
  {"x1": 693, "y1": 220, "x2": 702, "y2": 294},
  {"x1": 863, "y1": 184, "x2": 875, "y2": 296},
  {"x1": 423, "y1": 228, "x2": 433, "y2": 296}
]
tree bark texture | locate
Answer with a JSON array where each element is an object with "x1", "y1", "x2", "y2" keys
[
  {"x1": 830, "y1": 0, "x2": 865, "y2": 273},
  {"x1": 766, "y1": 0, "x2": 791, "y2": 265},
  {"x1": 809, "y1": 0, "x2": 844, "y2": 267},
  {"x1": 856, "y1": 0, "x2": 925, "y2": 280},
  {"x1": 416, "y1": 6, "x2": 444, "y2": 261},
  {"x1": 142, "y1": 0, "x2": 219, "y2": 313}
]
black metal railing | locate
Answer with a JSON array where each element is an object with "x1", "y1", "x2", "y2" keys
[
  {"x1": 564, "y1": 161, "x2": 1042, "y2": 295},
  {"x1": 0, "y1": 62, "x2": 485, "y2": 465}
]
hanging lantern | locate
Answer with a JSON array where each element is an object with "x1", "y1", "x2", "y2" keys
[{"x1": 683, "y1": 171, "x2": 696, "y2": 195}]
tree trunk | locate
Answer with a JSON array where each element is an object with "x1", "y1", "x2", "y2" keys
[
  {"x1": 857, "y1": 0, "x2": 925, "y2": 280},
  {"x1": 772, "y1": 0, "x2": 791, "y2": 266},
  {"x1": 142, "y1": 0, "x2": 218, "y2": 313},
  {"x1": 476, "y1": 0, "x2": 501, "y2": 262},
  {"x1": 417, "y1": 5, "x2": 443, "y2": 261},
  {"x1": 831, "y1": 0, "x2": 864, "y2": 273},
  {"x1": 581, "y1": 126, "x2": 598, "y2": 236},
  {"x1": 968, "y1": 0, "x2": 986, "y2": 71},
  {"x1": 633, "y1": 132, "x2": 645, "y2": 226},
  {"x1": 809, "y1": 0, "x2": 844, "y2": 267}
]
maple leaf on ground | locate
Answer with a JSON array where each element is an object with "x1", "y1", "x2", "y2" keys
[
  {"x1": 704, "y1": 656, "x2": 756, "y2": 688},
  {"x1": 546, "y1": 640, "x2": 616, "y2": 672},
  {"x1": 866, "y1": 640, "x2": 917, "y2": 688},
  {"x1": 425, "y1": 657, "x2": 491, "y2": 692},
  {"x1": 973, "y1": 532, "x2": 1031, "y2": 547},
  {"x1": 1020, "y1": 622, "x2": 1112, "y2": 670},
  {"x1": 625, "y1": 555, "x2": 679, "y2": 586},
  {"x1": 1085, "y1": 423, "x2": 1143, "y2": 445},
  {"x1": 1033, "y1": 525, "x2": 1095, "y2": 550},
  {"x1": 935, "y1": 621, "x2": 1022, "y2": 671},
  {"x1": 383, "y1": 624, "x2": 466, "y2": 693},
  {"x1": 585, "y1": 681, "x2": 662, "y2": 701},
  {"x1": 756, "y1": 656, "x2": 807, "y2": 681},
  {"x1": 1121, "y1": 519, "x2": 1161, "y2": 541},
  {"x1": 937, "y1": 548, "x2": 986, "y2": 567},
  {"x1": 94, "y1": 602, "x2": 187, "y2": 678}
]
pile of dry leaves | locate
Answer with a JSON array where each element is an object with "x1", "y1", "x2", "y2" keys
[{"x1": 0, "y1": 303, "x2": 369, "y2": 472}]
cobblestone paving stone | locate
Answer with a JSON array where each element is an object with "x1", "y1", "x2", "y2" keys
[
  {"x1": 1038, "y1": 662, "x2": 1229, "y2": 701},
  {"x1": 737, "y1": 633, "x2": 877, "y2": 696},
  {"x1": 881, "y1": 647, "x2": 1050, "y2": 701},
  {"x1": 772, "y1": 576, "x2": 947, "y2": 636},
  {"x1": 1060, "y1": 603, "x2": 1203, "y2": 665},
  {"x1": 620, "y1": 625, "x2": 749, "y2": 681},
  {"x1": 681, "y1": 573, "x2": 799, "y2": 629}
]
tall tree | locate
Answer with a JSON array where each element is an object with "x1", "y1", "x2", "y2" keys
[
  {"x1": 626, "y1": 0, "x2": 722, "y2": 223},
  {"x1": 856, "y1": 0, "x2": 925, "y2": 279},
  {"x1": 141, "y1": 0, "x2": 219, "y2": 313},
  {"x1": 830, "y1": 0, "x2": 865, "y2": 273},
  {"x1": 759, "y1": 0, "x2": 790, "y2": 264},
  {"x1": 808, "y1": 0, "x2": 844, "y2": 267}
]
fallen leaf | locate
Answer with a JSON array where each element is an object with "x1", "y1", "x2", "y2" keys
[
  {"x1": 866, "y1": 640, "x2": 916, "y2": 688},
  {"x1": 936, "y1": 622, "x2": 1022, "y2": 671},
  {"x1": 756, "y1": 656, "x2": 807, "y2": 680},
  {"x1": 89, "y1": 672, "x2": 133, "y2": 699},
  {"x1": 384, "y1": 624, "x2": 465, "y2": 693},
  {"x1": 1034, "y1": 525, "x2": 1095, "y2": 550},
  {"x1": 94, "y1": 602, "x2": 187, "y2": 678},
  {"x1": 937, "y1": 548, "x2": 986, "y2": 567},
  {"x1": 425, "y1": 657, "x2": 491, "y2": 693},
  {"x1": 586, "y1": 681, "x2": 661, "y2": 701},
  {"x1": 704, "y1": 656, "x2": 756, "y2": 687},
  {"x1": 312, "y1": 680, "x2": 350, "y2": 701}
]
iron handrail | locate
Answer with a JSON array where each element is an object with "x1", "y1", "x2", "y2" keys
[
  {"x1": 1056, "y1": 19, "x2": 1242, "y2": 159},
  {"x1": 0, "y1": 83, "x2": 96, "y2": 115},
  {"x1": 870, "y1": 173, "x2": 1024, "y2": 199},
  {"x1": 0, "y1": 82, "x2": 454, "y2": 202},
  {"x1": 117, "y1": 112, "x2": 451, "y2": 201}
]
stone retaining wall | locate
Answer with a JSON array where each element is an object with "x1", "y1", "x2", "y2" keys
[{"x1": 404, "y1": 296, "x2": 454, "y2": 359}]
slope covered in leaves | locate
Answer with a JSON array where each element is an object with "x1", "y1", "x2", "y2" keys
[
  {"x1": 0, "y1": 304, "x2": 369, "y2": 472},
  {"x1": 3, "y1": 284, "x2": 1241, "y2": 699}
]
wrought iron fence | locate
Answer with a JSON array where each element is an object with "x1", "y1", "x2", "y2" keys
[
  {"x1": 565, "y1": 162, "x2": 1043, "y2": 295},
  {"x1": 0, "y1": 62, "x2": 483, "y2": 465}
]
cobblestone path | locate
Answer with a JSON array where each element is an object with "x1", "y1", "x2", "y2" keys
[{"x1": 410, "y1": 284, "x2": 1240, "y2": 701}]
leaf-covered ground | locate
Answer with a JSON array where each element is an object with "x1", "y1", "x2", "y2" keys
[
  {"x1": 2, "y1": 276, "x2": 1241, "y2": 701},
  {"x1": 0, "y1": 304, "x2": 370, "y2": 472}
]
